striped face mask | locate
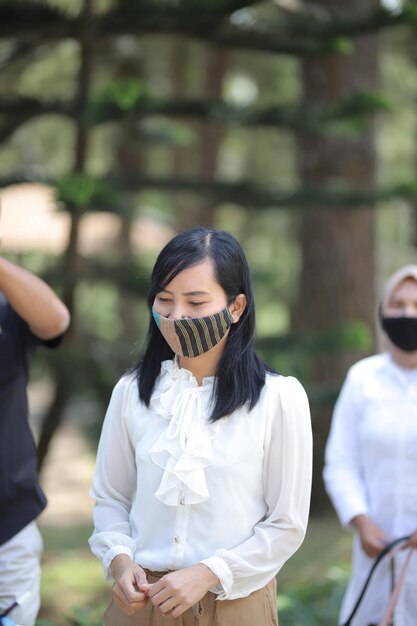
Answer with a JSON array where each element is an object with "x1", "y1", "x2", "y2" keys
[{"x1": 152, "y1": 305, "x2": 234, "y2": 358}]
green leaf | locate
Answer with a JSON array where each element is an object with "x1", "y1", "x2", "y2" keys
[
  {"x1": 55, "y1": 174, "x2": 118, "y2": 213},
  {"x1": 87, "y1": 78, "x2": 149, "y2": 122}
]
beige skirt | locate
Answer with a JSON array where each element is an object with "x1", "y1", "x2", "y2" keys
[{"x1": 104, "y1": 570, "x2": 278, "y2": 626}]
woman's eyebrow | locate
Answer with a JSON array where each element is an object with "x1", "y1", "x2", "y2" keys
[{"x1": 158, "y1": 289, "x2": 210, "y2": 296}]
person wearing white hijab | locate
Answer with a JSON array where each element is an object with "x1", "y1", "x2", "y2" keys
[{"x1": 324, "y1": 265, "x2": 417, "y2": 626}]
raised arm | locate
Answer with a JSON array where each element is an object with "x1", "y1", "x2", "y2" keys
[{"x1": 0, "y1": 256, "x2": 70, "y2": 340}]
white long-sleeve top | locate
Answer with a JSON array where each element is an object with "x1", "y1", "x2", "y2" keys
[
  {"x1": 324, "y1": 353, "x2": 417, "y2": 626},
  {"x1": 89, "y1": 359, "x2": 312, "y2": 600}
]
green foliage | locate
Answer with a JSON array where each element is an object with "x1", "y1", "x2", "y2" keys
[
  {"x1": 391, "y1": 180, "x2": 417, "y2": 199},
  {"x1": 40, "y1": 550, "x2": 108, "y2": 625},
  {"x1": 0, "y1": 1, "x2": 73, "y2": 25},
  {"x1": 257, "y1": 321, "x2": 372, "y2": 359},
  {"x1": 278, "y1": 573, "x2": 346, "y2": 626},
  {"x1": 68, "y1": 606, "x2": 107, "y2": 626},
  {"x1": 310, "y1": 322, "x2": 372, "y2": 355},
  {"x1": 321, "y1": 91, "x2": 393, "y2": 135},
  {"x1": 55, "y1": 174, "x2": 120, "y2": 213},
  {"x1": 88, "y1": 78, "x2": 149, "y2": 122},
  {"x1": 402, "y1": 2, "x2": 417, "y2": 21},
  {"x1": 330, "y1": 38, "x2": 355, "y2": 55}
]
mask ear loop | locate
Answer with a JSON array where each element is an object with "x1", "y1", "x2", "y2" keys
[
  {"x1": 227, "y1": 294, "x2": 246, "y2": 324},
  {"x1": 225, "y1": 297, "x2": 237, "y2": 324}
]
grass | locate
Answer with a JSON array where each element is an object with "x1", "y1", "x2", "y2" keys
[
  {"x1": 37, "y1": 523, "x2": 110, "y2": 626},
  {"x1": 276, "y1": 516, "x2": 352, "y2": 626},
  {"x1": 36, "y1": 514, "x2": 353, "y2": 626}
]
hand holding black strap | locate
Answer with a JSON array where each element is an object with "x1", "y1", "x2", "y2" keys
[{"x1": 340, "y1": 535, "x2": 411, "y2": 626}]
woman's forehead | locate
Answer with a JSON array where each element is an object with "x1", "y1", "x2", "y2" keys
[
  {"x1": 162, "y1": 259, "x2": 220, "y2": 291},
  {"x1": 382, "y1": 265, "x2": 417, "y2": 308},
  {"x1": 389, "y1": 277, "x2": 417, "y2": 299}
]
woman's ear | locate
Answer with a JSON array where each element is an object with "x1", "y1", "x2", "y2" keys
[{"x1": 230, "y1": 294, "x2": 247, "y2": 323}]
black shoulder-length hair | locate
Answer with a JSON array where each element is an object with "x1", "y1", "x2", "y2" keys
[{"x1": 133, "y1": 227, "x2": 274, "y2": 421}]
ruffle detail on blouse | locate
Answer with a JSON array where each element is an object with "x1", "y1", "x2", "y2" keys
[{"x1": 149, "y1": 359, "x2": 220, "y2": 506}]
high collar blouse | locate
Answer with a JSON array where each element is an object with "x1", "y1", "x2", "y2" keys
[{"x1": 89, "y1": 359, "x2": 312, "y2": 600}]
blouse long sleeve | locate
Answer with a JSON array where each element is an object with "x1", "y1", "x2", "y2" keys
[
  {"x1": 88, "y1": 376, "x2": 138, "y2": 578},
  {"x1": 201, "y1": 376, "x2": 313, "y2": 600},
  {"x1": 323, "y1": 367, "x2": 368, "y2": 527}
]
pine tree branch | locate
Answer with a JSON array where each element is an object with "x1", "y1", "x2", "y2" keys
[
  {"x1": 296, "y1": 4, "x2": 417, "y2": 39},
  {"x1": 0, "y1": 91, "x2": 390, "y2": 140},
  {"x1": 80, "y1": 257, "x2": 150, "y2": 294},
  {"x1": 0, "y1": 1, "x2": 76, "y2": 39},
  {"x1": 1, "y1": 2, "x2": 416, "y2": 56},
  {"x1": 117, "y1": 176, "x2": 417, "y2": 208},
  {"x1": 0, "y1": 38, "x2": 39, "y2": 71},
  {"x1": 98, "y1": 4, "x2": 417, "y2": 55},
  {"x1": 87, "y1": 91, "x2": 391, "y2": 129},
  {"x1": 0, "y1": 98, "x2": 76, "y2": 142},
  {"x1": 1, "y1": 172, "x2": 417, "y2": 210},
  {"x1": 0, "y1": 98, "x2": 75, "y2": 118}
]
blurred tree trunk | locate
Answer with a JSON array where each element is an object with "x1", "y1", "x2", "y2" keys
[
  {"x1": 172, "y1": 41, "x2": 227, "y2": 230},
  {"x1": 171, "y1": 38, "x2": 197, "y2": 231},
  {"x1": 114, "y1": 51, "x2": 145, "y2": 342},
  {"x1": 294, "y1": 0, "x2": 379, "y2": 512},
  {"x1": 198, "y1": 46, "x2": 228, "y2": 228},
  {"x1": 38, "y1": 0, "x2": 95, "y2": 471}
]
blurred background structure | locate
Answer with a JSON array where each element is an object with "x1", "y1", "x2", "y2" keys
[{"x1": 1, "y1": 0, "x2": 417, "y2": 624}]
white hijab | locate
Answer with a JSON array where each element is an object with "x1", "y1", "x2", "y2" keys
[{"x1": 381, "y1": 265, "x2": 417, "y2": 313}]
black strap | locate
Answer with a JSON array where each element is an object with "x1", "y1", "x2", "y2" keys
[{"x1": 340, "y1": 535, "x2": 411, "y2": 626}]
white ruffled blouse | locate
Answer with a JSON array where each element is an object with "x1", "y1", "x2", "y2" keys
[
  {"x1": 149, "y1": 361, "x2": 220, "y2": 506},
  {"x1": 89, "y1": 359, "x2": 312, "y2": 600}
]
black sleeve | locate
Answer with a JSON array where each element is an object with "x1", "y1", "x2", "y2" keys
[{"x1": 16, "y1": 311, "x2": 65, "y2": 352}]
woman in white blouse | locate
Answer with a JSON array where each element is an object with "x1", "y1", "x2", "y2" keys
[
  {"x1": 324, "y1": 265, "x2": 417, "y2": 626},
  {"x1": 89, "y1": 227, "x2": 312, "y2": 626}
]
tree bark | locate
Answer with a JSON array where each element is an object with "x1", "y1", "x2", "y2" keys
[
  {"x1": 171, "y1": 37, "x2": 198, "y2": 231},
  {"x1": 295, "y1": 0, "x2": 379, "y2": 512},
  {"x1": 38, "y1": 0, "x2": 94, "y2": 471},
  {"x1": 198, "y1": 46, "x2": 228, "y2": 228}
]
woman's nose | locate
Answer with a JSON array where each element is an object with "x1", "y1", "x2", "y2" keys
[{"x1": 169, "y1": 305, "x2": 188, "y2": 320}]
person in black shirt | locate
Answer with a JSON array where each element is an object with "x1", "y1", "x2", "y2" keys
[{"x1": 0, "y1": 255, "x2": 70, "y2": 626}]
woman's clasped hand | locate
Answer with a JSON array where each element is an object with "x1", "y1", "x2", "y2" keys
[
  {"x1": 111, "y1": 555, "x2": 219, "y2": 619},
  {"x1": 147, "y1": 565, "x2": 219, "y2": 618},
  {"x1": 111, "y1": 555, "x2": 150, "y2": 615}
]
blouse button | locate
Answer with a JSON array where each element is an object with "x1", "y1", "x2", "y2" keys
[
  {"x1": 174, "y1": 536, "x2": 180, "y2": 543},
  {"x1": 179, "y1": 498, "x2": 185, "y2": 505}
]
